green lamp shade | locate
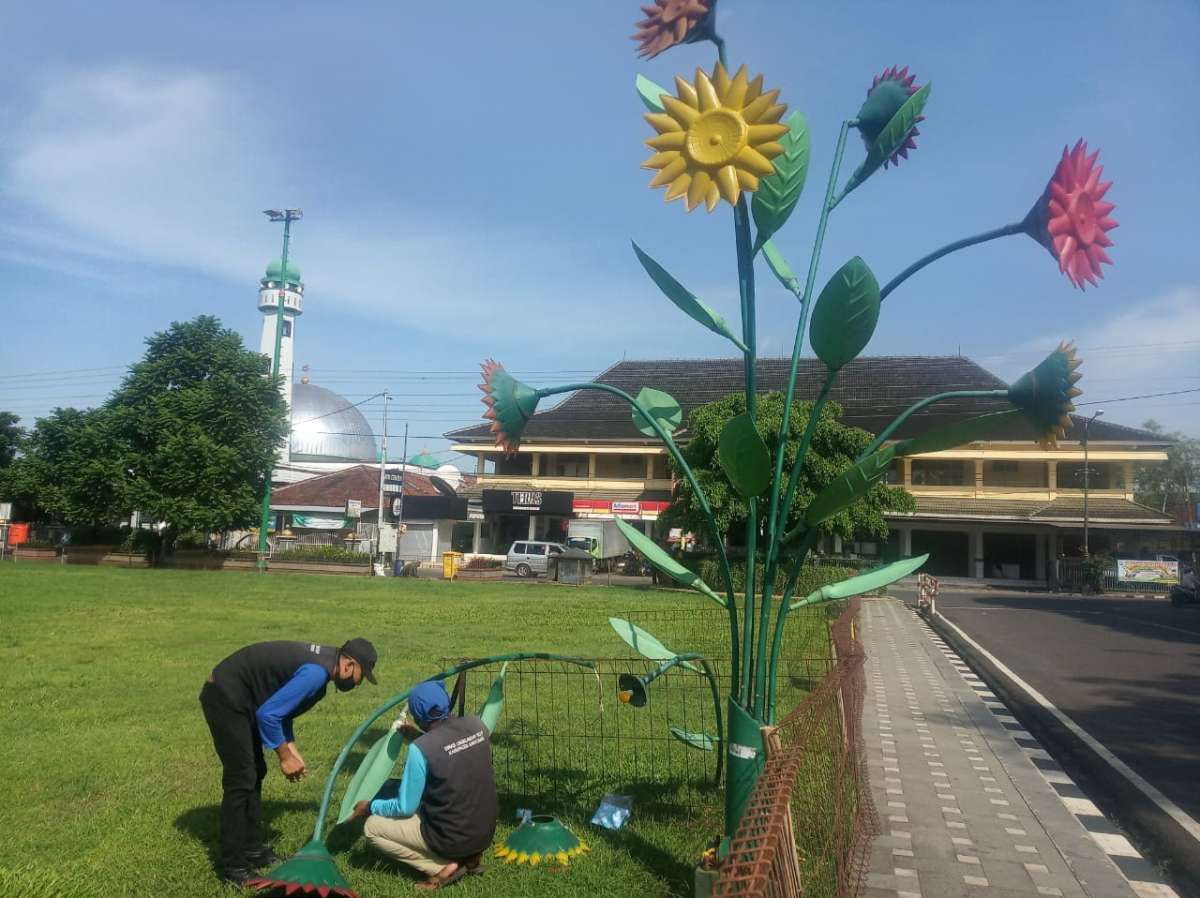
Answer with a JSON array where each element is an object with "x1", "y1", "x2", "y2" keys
[
  {"x1": 249, "y1": 839, "x2": 357, "y2": 898},
  {"x1": 617, "y1": 672, "x2": 649, "y2": 708},
  {"x1": 495, "y1": 816, "x2": 589, "y2": 867}
]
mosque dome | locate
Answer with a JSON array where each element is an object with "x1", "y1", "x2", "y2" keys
[
  {"x1": 407, "y1": 448, "x2": 441, "y2": 469},
  {"x1": 289, "y1": 382, "x2": 378, "y2": 463},
  {"x1": 264, "y1": 258, "x2": 302, "y2": 285}
]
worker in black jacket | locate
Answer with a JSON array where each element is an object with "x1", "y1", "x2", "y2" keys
[{"x1": 199, "y1": 638, "x2": 378, "y2": 886}]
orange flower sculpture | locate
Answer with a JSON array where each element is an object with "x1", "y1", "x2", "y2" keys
[{"x1": 632, "y1": 0, "x2": 713, "y2": 59}]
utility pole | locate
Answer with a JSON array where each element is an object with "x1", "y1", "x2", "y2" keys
[
  {"x1": 376, "y1": 392, "x2": 391, "y2": 568},
  {"x1": 1082, "y1": 409, "x2": 1104, "y2": 558},
  {"x1": 397, "y1": 423, "x2": 409, "y2": 548},
  {"x1": 257, "y1": 208, "x2": 303, "y2": 570}
]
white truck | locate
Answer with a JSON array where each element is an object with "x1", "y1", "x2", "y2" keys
[{"x1": 566, "y1": 519, "x2": 632, "y2": 561}]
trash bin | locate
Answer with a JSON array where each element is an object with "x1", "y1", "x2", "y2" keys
[
  {"x1": 393, "y1": 559, "x2": 405, "y2": 577},
  {"x1": 442, "y1": 551, "x2": 464, "y2": 580}
]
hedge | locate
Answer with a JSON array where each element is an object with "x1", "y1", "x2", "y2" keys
[
  {"x1": 691, "y1": 556, "x2": 858, "y2": 598},
  {"x1": 271, "y1": 545, "x2": 371, "y2": 564}
]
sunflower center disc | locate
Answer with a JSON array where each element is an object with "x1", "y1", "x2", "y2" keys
[
  {"x1": 687, "y1": 109, "x2": 748, "y2": 167},
  {"x1": 1068, "y1": 190, "x2": 1096, "y2": 245}
]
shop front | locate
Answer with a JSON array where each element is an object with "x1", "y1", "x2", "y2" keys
[{"x1": 481, "y1": 488, "x2": 574, "y2": 552}]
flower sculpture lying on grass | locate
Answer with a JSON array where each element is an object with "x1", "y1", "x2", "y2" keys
[
  {"x1": 856, "y1": 65, "x2": 924, "y2": 168},
  {"x1": 1007, "y1": 342, "x2": 1083, "y2": 448},
  {"x1": 1024, "y1": 140, "x2": 1118, "y2": 289},
  {"x1": 632, "y1": 0, "x2": 713, "y2": 59},
  {"x1": 643, "y1": 62, "x2": 789, "y2": 212},
  {"x1": 478, "y1": 360, "x2": 540, "y2": 456}
]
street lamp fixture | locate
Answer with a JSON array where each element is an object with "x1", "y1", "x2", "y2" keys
[
  {"x1": 1082, "y1": 409, "x2": 1104, "y2": 558},
  {"x1": 257, "y1": 208, "x2": 304, "y2": 569}
]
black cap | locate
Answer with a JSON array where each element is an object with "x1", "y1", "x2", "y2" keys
[{"x1": 340, "y1": 638, "x2": 378, "y2": 684}]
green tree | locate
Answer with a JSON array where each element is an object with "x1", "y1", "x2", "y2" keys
[
  {"x1": 0, "y1": 412, "x2": 22, "y2": 468},
  {"x1": 3, "y1": 407, "x2": 128, "y2": 525},
  {"x1": 667, "y1": 392, "x2": 914, "y2": 545},
  {"x1": 108, "y1": 315, "x2": 288, "y2": 541},
  {"x1": 1135, "y1": 419, "x2": 1198, "y2": 520}
]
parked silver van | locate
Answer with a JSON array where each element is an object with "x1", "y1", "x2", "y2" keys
[{"x1": 505, "y1": 540, "x2": 566, "y2": 578}]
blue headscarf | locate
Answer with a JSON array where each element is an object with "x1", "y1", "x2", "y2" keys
[{"x1": 409, "y1": 680, "x2": 451, "y2": 726}]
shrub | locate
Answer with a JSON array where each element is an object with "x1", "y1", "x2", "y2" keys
[
  {"x1": 462, "y1": 557, "x2": 502, "y2": 570},
  {"x1": 691, "y1": 555, "x2": 857, "y2": 598},
  {"x1": 272, "y1": 545, "x2": 371, "y2": 564},
  {"x1": 20, "y1": 538, "x2": 59, "y2": 550}
]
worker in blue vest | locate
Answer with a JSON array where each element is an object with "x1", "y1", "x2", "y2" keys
[
  {"x1": 199, "y1": 638, "x2": 378, "y2": 886},
  {"x1": 348, "y1": 680, "x2": 498, "y2": 890}
]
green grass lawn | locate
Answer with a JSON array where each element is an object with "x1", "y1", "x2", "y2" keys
[{"x1": 0, "y1": 565, "x2": 835, "y2": 898}]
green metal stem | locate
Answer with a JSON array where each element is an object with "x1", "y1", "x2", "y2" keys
[
  {"x1": 765, "y1": 529, "x2": 818, "y2": 721},
  {"x1": 540, "y1": 382, "x2": 740, "y2": 679},
  {"x1": 733, "y1": 195, "x2": 759, "y2": 708},
  {"x1": 257, "y1": 218, "x2": 293, "y2": 569},
  {"x1": 857, "y1": 389, "x2": 1008, "y2": 461},
  {"x1": 311, "y1": 652, "x2": 596, "y2": 842},
  {"x1": 712, "y1": 33, "x2": 727, "y2": 69},
  {"x1": 699, "y1": 658, "x2": 726, "y2": 787},
  {"x1": 880, "y1": 222, "x2": 1025, "y2": 302}
]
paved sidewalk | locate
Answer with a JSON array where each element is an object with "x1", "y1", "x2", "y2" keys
[{"x1": 860, "y1": 596, "x2": 1163, "y2": 898}]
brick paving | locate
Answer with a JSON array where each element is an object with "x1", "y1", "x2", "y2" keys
[{"x1": 861, "y1": 596, "x2": 1146, "y2": 898}]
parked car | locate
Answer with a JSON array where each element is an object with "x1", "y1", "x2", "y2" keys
[{"x1": 505, "y1": 540, "x2": 566, "y2": 578}]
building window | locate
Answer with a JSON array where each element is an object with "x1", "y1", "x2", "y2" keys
[
  {"x1": 1058, "y1": 461, "x2": 1124, "y2": 490},
  {"x1": 546, "y1": 453, "x2": 589, "y2": 477},
  {"x1": 282, "y1": 320, "x2": 293, "y2": 338},
  {"x1": 651, "y1": 454, "x2": 670, "y2": 479},
  {"x1": 910, "y1": 459, "x2": 969, "y2": 486},
  {"x1": 495, "y1": 454, "x2": 533, "y2": 476},
  {"x1": 983, "y1": 459, "x2": 1048, "y2": 488},
  {"x1": 885, "y1": 458, "x2": 903, "y2": 484},
  {"x1": 596, "y1": 454, "x2": 647, "y2": 479}
]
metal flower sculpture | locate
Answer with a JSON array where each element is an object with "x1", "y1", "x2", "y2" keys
[
  {"x1": 478, "y1": 360, "x2": 540, "y2": 456},
  {"x1": 643, "y1": 63, "x2": 788, "y2": 211},
  {"x1": 1023, "y1": 140, "x2": 1118, "y2": 288},
  {"x1": 475, "y1": 2, "x2": 1122, "y2": 850},
  {"x1": 632, "y1": 0, "x2": 714, "y2": 59}
]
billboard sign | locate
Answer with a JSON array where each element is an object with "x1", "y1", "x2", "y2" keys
[{"x1": 1116, "y1": 559, "x2": 1179, "y2": 585}]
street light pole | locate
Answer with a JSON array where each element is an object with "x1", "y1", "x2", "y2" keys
[
  {"x1": 257, "y1": 208, "x2": 303, "y2": 570},
  {"x1": 376, "y1": 392, "x2": 391, "y2": 569},
  {"x1": 1082, "y1": 409, "x2": 1104, "y2": 558}
]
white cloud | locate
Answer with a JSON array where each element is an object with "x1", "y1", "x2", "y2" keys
[
  {"x1": 985, "y1": 286, "x2": 1200, "y2": 436},
  {"x1": 1, "y1": 65, "x2": 642, "y2": 342}
]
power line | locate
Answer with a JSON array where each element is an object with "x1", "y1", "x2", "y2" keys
[{"x1": 1076, "y1": 387, "x2": 1200, "y2": 406}]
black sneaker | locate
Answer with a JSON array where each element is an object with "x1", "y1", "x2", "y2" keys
[
  {"x1": 245, "y1": 846, "x2": 282, "y2": 868},
  {"x1": 219, "y1": 866, "x2": 255, "y2": 888}
]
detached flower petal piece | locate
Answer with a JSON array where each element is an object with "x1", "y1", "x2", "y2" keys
[
  {"x1": 632, "y1": 0, "x2": 714, "y2": 59},
  {"x1": 643, "y1": 62, "x2": 788, "y2": 212},
  {"x1": 855, "y1": 65, "x2": 924, "y2": 168},
  {"x1": 1007, "y1": 342, "x2": 1083, "y2": 448},
  {"x1": 478, "y1": 360, "x2": 540, "y2": 456},
  {"x1": 1023, "y1": 140, "x2": 1117, "y2": 290}
]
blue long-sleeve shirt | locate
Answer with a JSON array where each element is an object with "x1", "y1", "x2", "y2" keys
[
  {"x1": 255, "y1": 663, "x2": 329, "y2": 749},
  {"x1": 369, "y1": 744, "x2": 427, "y2": 818}
]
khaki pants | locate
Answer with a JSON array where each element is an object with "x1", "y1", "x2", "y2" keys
[{"x1": 363, "y1": 814, "x2": 449, "y2": 877}]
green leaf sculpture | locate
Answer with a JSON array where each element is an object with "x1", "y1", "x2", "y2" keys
[
  {"x1": 613, "y1": 515, "x2": 726, "y2": 607},
  {"x1": 894, "y1": 410, "x2": 1024, "y2": 457},
  {"x1": 762, "y1": 240, "x2": 801, "y2": 297},
  {"x1": 791, "y1": 554, "x2": 929, "y2": 609},
  {"x1": 337, "y1": 715, "x2": 407, "y2": 823},
  {"x1": 609, "y1": 617, "x2": 700, "y2": 672},
  {"x1": 847, "y1": 82, "x2": 931, "y2": 192},
  {"x1": 479, "y1": 662, "x2": 509, "y2": 733},
  {"x1": 632, "y1": 386, "x2": 682, "y2": 439},
  {"x1": 752, "y1": 111, "x2": 811, "y2": 251},
  {"x1": 670, "y1": 726, "x2": 717, "y2": 752},
  {"x1": 632, "y1": 241, "x2": 749, "y2": 353},
  {"x1": 804, "y1": 444, "x2": 897, "y2": 527},
  {"x1": 636, "y1": 73, "x2": 669, "y2": 113},
  {"x1": 718, "y1": 413, "x2": 771, "y2": 497},
  {"x1": 809, "y1": 257, "x2": 881, "y2": 371}
]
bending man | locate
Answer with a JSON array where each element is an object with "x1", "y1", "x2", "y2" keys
[
  {"x1": 351, "y1": 680, "x2": 498, "y2": 889},
  {"x1": 200, "y1": 638, "x2": 378, "y2": 886}
]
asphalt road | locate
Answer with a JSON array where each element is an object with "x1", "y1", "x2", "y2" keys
[{"x1": 893, "y1": 585, "x2": 1200, "y2": 823}]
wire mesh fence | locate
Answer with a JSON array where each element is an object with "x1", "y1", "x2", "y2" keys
[{"x1": 713, "y1": 598, "x2": 877, "y2": 898}]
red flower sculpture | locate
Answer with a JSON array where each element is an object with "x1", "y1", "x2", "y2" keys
[
  {"x1": 632, "y1": 0, "x2": 713, "y2": 60},
  {"x1": 856, "y1": 65, "x2": 924, "y2": 167},
  {"x1": 1026, "y1": 140, "x2": 1117, "y2": 289}
]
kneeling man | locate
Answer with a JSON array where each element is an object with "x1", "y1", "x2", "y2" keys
[{"x1": 351, "y1": 681, "x2": 498, "y2": 889}]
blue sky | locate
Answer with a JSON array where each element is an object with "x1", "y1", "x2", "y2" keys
[{"x1": 2, "y1": 0, "x2": 1198, "y2": 467}]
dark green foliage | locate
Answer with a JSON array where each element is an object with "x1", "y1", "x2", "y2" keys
[
  {"x1": 1134, "y1": 419, "x2": 1199, "y2": 518},
  {"x1": 691, "y1": 556, "x2": 857, "y2": 598},
  {"x1": 666, "y1": 391, "x2": 914, "y2": 543},
  {"x1": 271, "y1": 545, "x2": 372, "y2": 563},
  {"x1": 0, "y1": 411, "x2": 22, "y2": 468}
]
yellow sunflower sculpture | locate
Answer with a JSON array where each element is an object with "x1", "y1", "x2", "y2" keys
[{"x1": 643, "y1": 62, "x2": 788, "y2": 212}]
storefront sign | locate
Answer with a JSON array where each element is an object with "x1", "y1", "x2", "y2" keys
[
  {"x1": 611, "y1": 501, "x2": 640, "y2": 515},
  {"x1": 345, "y1": 499, "x2": 362, "y2": 518},
  {"x1": 1116, "y1": 559, "x2": 1179, "y2": 585},
  {"x1": 383, "y1": 471, "x2": 406, "y2": 494},
  {"x1": 482, "y1": 489, "x2": 573, "y2": 515}
]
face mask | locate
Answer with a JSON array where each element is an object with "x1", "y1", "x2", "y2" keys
[{"x1": 333, "y1": 665, "x2": 358, "y2": 692}]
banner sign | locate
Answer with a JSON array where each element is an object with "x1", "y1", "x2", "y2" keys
[
  {"x1": 611, "y1": 501, "x2": 641, "y2": 515},
  {"x1": 482, "y1": 489, "x2": 573, "y2": 515},
  {"x1": 1116, "y1": 559, "x2": 1179, "y2": 585}
]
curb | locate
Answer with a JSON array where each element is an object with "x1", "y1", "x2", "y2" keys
[{"x1": 917, "y1": 604, "x2": 1190, "y2": 898}]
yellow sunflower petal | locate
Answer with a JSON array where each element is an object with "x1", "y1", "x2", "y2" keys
[
  {"x1": 705, "y1": 181, "x2": 720, "y2": 211},
  {"x1": 736, "y1": 168, "x2": 760, "y2": 191},
  {"x1": 742, "y1": 88, "x2": 781, "y2": 122},
  {"x1": 715, "y1": 165, "x2": 740, "y2": 204},
  {"x1": 530, "y1": 853, "x2": 541, "y2": 866},
  {"x1": 556, "y1": 851, "x2": 570, "y2": 866},
  {"x1": 648, "y1": 155, "x2": 688, "y2": 186},
  {"x1": 665, "y1": 173, "x2": 691, "y2": 201},
  {"x1": 712, "y1": 62, "x2": 730, "y2": 98},
  {"x1": 759, "y1": 103, "x2": 787, "y2": 124},
  {"x1": 645, "y1": 112, "x2": 683, "y2": 134},
  {"x1": 673, "y1": 75, "x2": 699, "y2": 110},
  {"x1": 643, "y1": 150, "x2": 680, "y2": 170},
  {"x1": 687, "y1": 170, "x2": 713, "y2": 210},
  {"x1": 724, "y1": 65, "x2": 750, "y2": 109},
  {"x1": 694, "y1": 67, "x2": 720, "y2": 112},
  {"x1": 754, "y1": 141, "x2": 786, "y2": 162},
  {"x1": 646, "y1": 131, "x2": 687, "y2": 151},
  {"x1": 735, "y1": 145, "x2": 777, "y2": 177},
  {"x1": 745, "y1": 73, "x2": 764, "y2": 104},
  {"x1": 748, "y1": 123, "x2": 789, "y2": 143},
  {"x1": 662, "y1": 95, "x2": 700, "y2": 126}
]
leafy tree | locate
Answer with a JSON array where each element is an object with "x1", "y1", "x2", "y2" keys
[
  {"x1": 3, "y1": 407, "x2": 128, "y2": 525},
  {"x1": 1135, "y1": 419, "x2": 1198, "y2": 520},
  {"x1": 667, "y1": 392, "x2": 914, "y2": 546},
  {"x1": 107, "y1": 315, "x2": 288, "y2": 540},
  {"x1": 0, "y1": 412, "x2": 22, "y2": 468}
]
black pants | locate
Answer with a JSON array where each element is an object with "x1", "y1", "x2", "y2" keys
[{"x1": 200, "y1": 681, "x2": 268, "y2": 870}]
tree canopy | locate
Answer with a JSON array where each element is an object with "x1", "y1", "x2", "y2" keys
[
  {"x1": 667, "y1": 391, "x2": 914, "y2": 545},
  {"x1": 1135, "y1": 419, "x2": 1198, "y2": 521}
]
